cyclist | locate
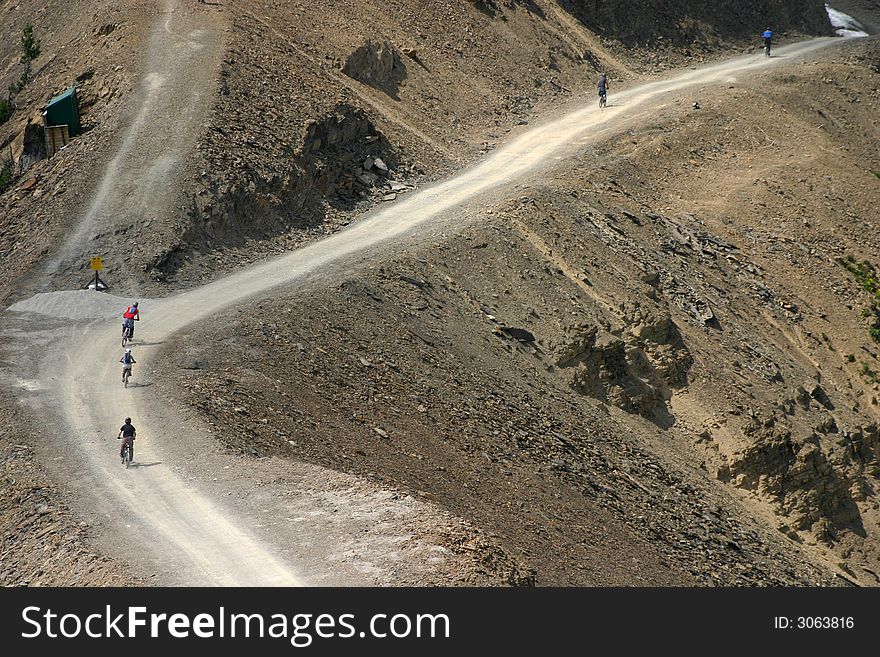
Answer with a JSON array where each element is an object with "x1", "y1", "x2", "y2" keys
[
  {"x1": 117, "y1": 417, "x2": 137, "y2": 463},
  {"x1": 762, "y1": 28, "x2": 773, "y2": 57},
  {"x1": 122, "y1": 302, "x2": 140, "y2": 340},
  {"x1": 119, "y1": 348, "x2": 136, "y2": 384},
  {"x1": 598, "y1": 73, "x2": 609, "y2": 108}
]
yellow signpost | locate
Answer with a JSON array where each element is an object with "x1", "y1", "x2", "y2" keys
[{"x1": 89, "y1": 256, "x2": 107, "y2": 290}]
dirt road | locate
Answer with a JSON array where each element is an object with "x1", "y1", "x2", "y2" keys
[{"x1": 6, "y1": 37, "x2": 845, "y2": 585}]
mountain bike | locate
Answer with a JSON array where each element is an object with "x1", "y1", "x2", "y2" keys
[
  {"x1": 123, "y1": 367, "x2": 132, "y2": 388},
  {"x1": 120, "y1": 440, "x2": 133, "y2": 468},
  {"x1": 122, "y1": 323, "x2": 133, "y2": 347},
  {"x1": 599, "y1": 91, "x2": 607, "y2": 108},
  {"x1": 763, "y1": 41, "x2": 771, "y2": 57}
]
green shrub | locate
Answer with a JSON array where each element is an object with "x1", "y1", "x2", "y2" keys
[
  {"x1": 859, "y1": 362, "x2": 880, "y2": 383},
  {"x1": 841, "y1": 256, "x2": 880, "y2": 343},
  {"x1": 9, "y1": 25, "x2": 41, "y2": 95},
  {"x1": 0, "y1": 98, "x2": 11, "y2": 125},
  {"x1": 0, "y1": 159, "x2": 14, "y2": 194},
  {"x1": 20, "y1": 24, "x2": 40, "y2": 65}
]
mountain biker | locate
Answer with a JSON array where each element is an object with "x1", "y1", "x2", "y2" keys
[
  {"x1": 119, "y1": 348, "x2": 136, "y2": 383},
  {"x1": 122, "y1": 302, "x2": 140, "y2": 339},
  {"x1": 762, "y1": 28, "x2": 773, "y2": 56},
  {"x1": 598, "y1": 73, "x2": 609, "y2": 107},
  {"x1": 117, "y1": 417, "x2": 137, "y2": 463}
]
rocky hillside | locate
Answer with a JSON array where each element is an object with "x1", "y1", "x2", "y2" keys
[
  {"x1": 0, "y1": 0, "x2": 167, "y2": 302},
  {"x1": 136, "y1": 0, "x2": 837, "y2": 289},
  {"x1": 160, "y1": 36, "x2": 880, "y2": 584},
  {"x1": 1, "y1": 0, "x2": 838, "y2": 304},
  {"x1": 560, "y1": 0, "x2": 832, "y2": 46},
  {"x1": 1, "y1": 0, "x2": 876, "y2": 586}
]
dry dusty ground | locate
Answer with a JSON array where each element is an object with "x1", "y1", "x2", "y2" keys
[
  {"x1": 4, "y1": 42, "x2": 847, "y2": 586},
  {"x1": 143, "y1": 42, "x2": 880, "y2": 585},
  {"x1": 1, "y1": 1, "x2": 877, "y2": 585},
  {"x1": 2, "y1": 0, "x2": 834, "y2": 302},
  {"x1": 161, "y1": 36, "x2": 880, "y2": 585}
]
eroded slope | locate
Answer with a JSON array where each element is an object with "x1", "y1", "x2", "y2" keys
[{"x1": 161, "y1": 38, "x2": 880, "y2": 584}]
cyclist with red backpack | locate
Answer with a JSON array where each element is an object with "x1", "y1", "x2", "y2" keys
[{"x1": 122, "y1": 302, "x2": 140, "y2": 340}]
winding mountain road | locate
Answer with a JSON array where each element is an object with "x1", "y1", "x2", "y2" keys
[{"x1": 6, "y1": 34, "x2": 844, "y2": 585}]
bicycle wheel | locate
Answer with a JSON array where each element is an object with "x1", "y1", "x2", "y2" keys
[
  {"x1": 123, "y1": 446, "x2": 131, "y2": 468},
  {"x1": 123, "y1": 371, "x2": 129, "y2": 388}
]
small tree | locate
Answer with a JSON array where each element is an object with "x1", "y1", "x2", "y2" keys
[
  {"x1": 0, "y1": 98, "x2": 13, "y2": 126},
  {"x1": 0, "y1": 158, "x2": 14, "y2": 195},
  {"x1": 18, "y1": 24, "x2": 41, "y2": 87}
]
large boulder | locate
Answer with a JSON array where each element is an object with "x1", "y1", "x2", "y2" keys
[{"x1": 341, "y1": 40, "x2": 406, "y2": 99}]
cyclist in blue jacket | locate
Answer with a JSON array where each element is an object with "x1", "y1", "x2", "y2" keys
[{"x1": 762, "y1": 29, "x2": 773, "y2": 57}]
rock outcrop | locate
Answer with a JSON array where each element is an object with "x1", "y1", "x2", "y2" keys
[
  {"x1": 341, "y1": 40, "x2": 406, "y2": 99},
  {"x1": 560, "y1": 0, "x2": 833, "y2": 47}
]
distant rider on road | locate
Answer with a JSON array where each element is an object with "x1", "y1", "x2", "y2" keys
[
  {"x1": 598, "y1": 73, "x2": 609, "y2": 107},
  {"x1": 762, "y1": 28, "x2": 773, "y2": 56},
  {"x1": 117, "y1": 417, "x2": 137, "y2": 463},
  {"x1": 122, "y1": 302, "x2": 140, "y2": 339}
]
